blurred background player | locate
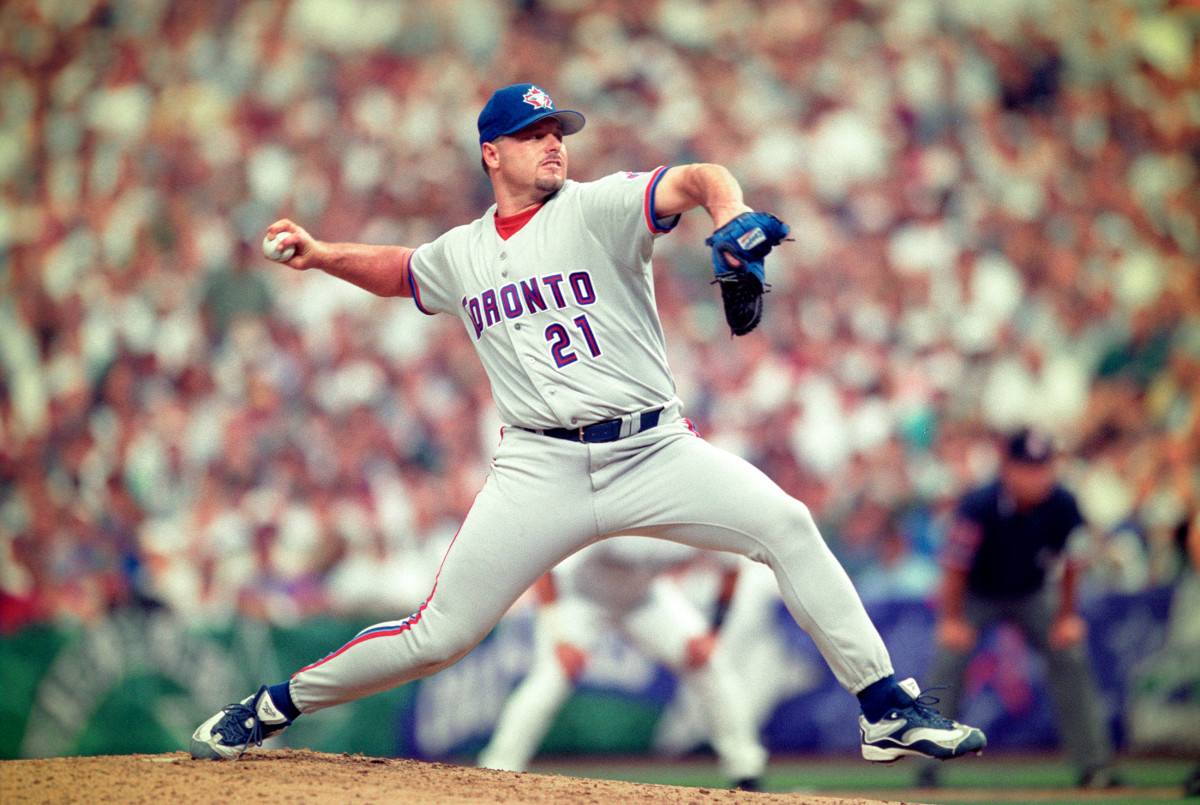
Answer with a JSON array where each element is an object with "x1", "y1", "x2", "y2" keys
[
  {"x1": 652, "y1": 556, "x2": 819, "y2": 763},
  {"x1": 917, "y1": 427, "x2": 1118, "y2": 789},
  {"x1": 478, "y1": 537, "x2": 768, "y2": 791}
]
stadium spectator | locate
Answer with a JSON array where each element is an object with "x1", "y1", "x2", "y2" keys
[{"x1": 0, "y1": 0, "x2": 1195, "y2": 634}]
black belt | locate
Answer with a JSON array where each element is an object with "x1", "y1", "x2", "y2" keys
[{"x1": 521, "y1": 408, "x2": 663, "y2": 443}]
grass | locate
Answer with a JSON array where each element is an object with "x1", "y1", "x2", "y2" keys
[{"x1": 528, "y1": 752, "x2": 1197, "y2": 804}]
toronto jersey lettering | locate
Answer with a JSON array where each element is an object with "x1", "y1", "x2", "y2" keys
[
  {"x1": 461, "y1": 270, "x2": 598, "y2": 341},
  {"x1": 407, "y1": 167, "x2": 681, "y2": 430}
]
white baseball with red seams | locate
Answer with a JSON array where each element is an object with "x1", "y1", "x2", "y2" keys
[
  {"x1": 285, "y1": 167, "x2": 897, "y2": 714},
  {"x1": 262, "y1": 230, "x2": 294, "y2": 262}
]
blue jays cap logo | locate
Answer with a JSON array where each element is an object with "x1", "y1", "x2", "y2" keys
[
  {"x1": 522, "y1": 86, "x2": 553, "y2": 109},
  {"x1": 478, "y1": 83, "x2": 586, "y2": 146}
]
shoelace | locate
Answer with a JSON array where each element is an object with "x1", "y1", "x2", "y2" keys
[
  {"x1": 213, "y1": 702, "x2": 264, "y2": 757},
  {"x1": 904, "y1": 687, "x2": 957, "y2": 728}
]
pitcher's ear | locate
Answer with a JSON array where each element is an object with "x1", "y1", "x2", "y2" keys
[{"x1": 481, "y1": 141, "x2": 500, "y2": 175}]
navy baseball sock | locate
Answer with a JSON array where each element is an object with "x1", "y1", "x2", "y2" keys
[
  {"x1": 267, "y1": 681, "x2": 301, "y2": 721},
  {"x1": 857, "y1": 675, "x2": 907, "y2": 722}
]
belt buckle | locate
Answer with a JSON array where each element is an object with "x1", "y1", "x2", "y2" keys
[{"x1": 578, "y1": 426, "x2": 586, "y2": 441}]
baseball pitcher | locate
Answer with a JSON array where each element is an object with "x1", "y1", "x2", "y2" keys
[{"x1": 192, "y1": 84, "x2": 985, "y2": 765}]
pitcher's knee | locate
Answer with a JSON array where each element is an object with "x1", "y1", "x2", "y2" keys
[
  {"x1": 788, "y1": 499, "x2": 819, "y2": 532},
  {"x1": 772, "y1": 498, "x2": 820, "y2": 543},
  {"x1": 413, "y1": 630, "x2": 478, "y2": 669},
  {"x1": 751, "y1": 499, "x2": 824, "y2": 561}
]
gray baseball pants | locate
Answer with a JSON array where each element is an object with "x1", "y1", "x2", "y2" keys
[
  {"x1": 922, "y1": 587, "x2": 1112, "y2": 776},
  {"x1": 288, "y1": 412, "x2": 894, "y2": 713}
]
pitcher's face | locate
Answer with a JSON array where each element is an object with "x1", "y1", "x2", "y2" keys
[{"x1": 490, "y1": 117, "x2": 567, "y2": 196}]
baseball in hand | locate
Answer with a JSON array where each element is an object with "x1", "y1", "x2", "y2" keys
[{"x1": 262, "y1": 231, "x2": 295, "y2": 262}]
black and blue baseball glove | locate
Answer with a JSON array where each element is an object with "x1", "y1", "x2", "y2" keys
[{"x1": 705, "y1": 212, "x2": 790, "y2": 336}]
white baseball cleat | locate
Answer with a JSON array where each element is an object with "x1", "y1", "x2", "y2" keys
[
  {"x1": 190, "y1": 686, "x2": 292, "y2": 760},
  {"x1": 859, "y1": 678, "x2": 986, "y2": 762}
]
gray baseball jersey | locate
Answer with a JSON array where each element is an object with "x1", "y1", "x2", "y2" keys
[{"x1": 407, "y1": 169, "x2": 678, "y2": 430}]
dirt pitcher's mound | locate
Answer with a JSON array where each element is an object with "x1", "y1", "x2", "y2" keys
[{"x1": 0, "y1": 749, "x2": 927, "y2": 805}]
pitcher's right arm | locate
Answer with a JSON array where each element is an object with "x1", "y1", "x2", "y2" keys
[{"x1": 264, "y1": 220, "x2": 416, "y2": 298}]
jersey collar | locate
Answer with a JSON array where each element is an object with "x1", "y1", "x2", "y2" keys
[{"x1": 494, "y1": 202, "x2": 544, "y2": 240}]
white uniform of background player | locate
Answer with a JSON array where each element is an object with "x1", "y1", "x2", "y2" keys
[
  {"x1": 192, "y1": 84, "x2": 985, "y2": 765},
  {"x1": 478, "y1": 537, "x2": 767, "y2": 786}
]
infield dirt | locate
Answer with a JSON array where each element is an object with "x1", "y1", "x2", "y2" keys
[{"x1": 0, "y1": 749, "x2": 926, "y2": 804}]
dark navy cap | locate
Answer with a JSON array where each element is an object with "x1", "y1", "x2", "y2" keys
[
  {"x1": 1006, "y1": 427, "x2": 1055, "y2": 464},
  {"x1": 477, "y1": 84, "x2": 585, "y2": 146}
]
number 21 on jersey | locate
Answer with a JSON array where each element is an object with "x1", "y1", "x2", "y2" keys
[{"x1": 545, "y1": 315, "x2": 602, "y2": 368}]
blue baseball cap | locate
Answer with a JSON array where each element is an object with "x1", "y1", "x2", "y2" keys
[
  {"x1": 1006, "y1": 427, "x2": 1055, "y2": 464},
  {"x1": 478, "y1": 84, "x2": 585, "y2": 146}
]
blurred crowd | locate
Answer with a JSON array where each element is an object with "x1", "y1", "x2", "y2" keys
[{"x1": 3, "y1": 0, "x2": 1198, "y2": 631}]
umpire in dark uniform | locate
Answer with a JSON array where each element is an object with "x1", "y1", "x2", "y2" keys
[{"x1": 917, "y1": 427, "x2": 1117, "y2": 789}]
